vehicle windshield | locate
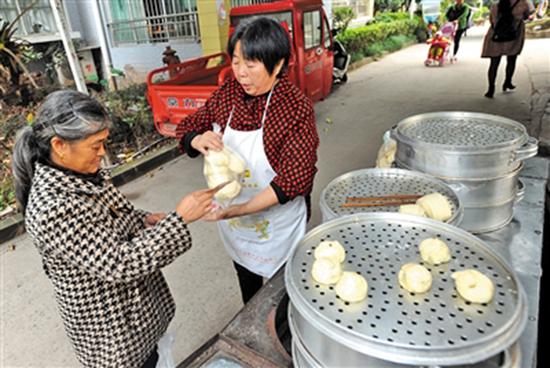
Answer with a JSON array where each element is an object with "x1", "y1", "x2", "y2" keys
[{"x1": 231, "y1": 11, "x2": 293, "y2": 38}]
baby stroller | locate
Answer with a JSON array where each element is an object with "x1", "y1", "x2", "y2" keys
[{"x1": 424, "y1": 22, "x2": 456, "y2": 67}]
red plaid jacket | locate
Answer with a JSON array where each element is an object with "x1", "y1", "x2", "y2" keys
[{"x1": 176, "y1": 75, "x2": 319, "y2": 216}]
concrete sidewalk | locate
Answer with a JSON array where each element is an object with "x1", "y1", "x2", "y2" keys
[{"x1": 1, "y1": 26, "x2": 549, "y2": 367}]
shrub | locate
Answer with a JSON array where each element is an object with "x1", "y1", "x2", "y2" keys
[
  {"x1": 473, "y1": 6, "x2": 490, "y2": 20},
  {"x1": 365, "y1": 35, "x2": 416, "y2": 56},
  {"x1": 373, "y1": 11, "x2": 410, "y2": 23},
  {"x1": 375, "y1": 0, "x2": 407, "y2": 13},
  {"x1": 337, "y1": 16, "x2": 420, "y2": 57},
  {"x1": 333, "y1": 7, "x2": 355, "y2": 33},
  {"x1": 98, "y1": 83, "x2": 160, "y2": 152}
]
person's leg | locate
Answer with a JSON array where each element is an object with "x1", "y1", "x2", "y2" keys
[
  {"x1": 436, "y1": 46, "x2": 444, "y2": 59},
  {"x1": 453, "y1": 29, "x2": 465, "y2": 56},
  {"x1": 233, "y1": 261, "x2": 264, "y2": 304},
  {"x1": 485, "y1": 56, "x2": 501, "y2": 98},
  {"x1": 503, "y1": 55, "x2": 518, "y2": 90}
]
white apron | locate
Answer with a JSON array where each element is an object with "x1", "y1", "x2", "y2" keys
[{"x1": 217, "y1": 89, "x2": 307, "y2": 278}]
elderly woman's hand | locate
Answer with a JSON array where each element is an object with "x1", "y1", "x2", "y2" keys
[
  {"x1": 176, "y1": 188, "x2": 218, "y2": 223},
  {"x1": 145, "y1": 213, "x2": 167, "y2": 227},
  {"x1": 191, "y1": 131, "x2": 224, "y2": 155}
]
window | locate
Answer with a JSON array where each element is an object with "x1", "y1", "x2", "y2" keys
[
  {"x1": 107, "y1": 0, "x2": 199, "y2": 46},
  {"x1": 231, "y1": 0, "x2": 274, "y2": 6},
  {"x1": 332, "y1": 0, "x2": 369, "y2": 17},
  {"x1": 303, "y1": 10, "x2": 321, "y2": 50},
  {"x1": 0, "y1": 0, "x2": 56, "y2": 36},
  {"x1": 323, "y1": 16, "x2": 331, "y2": 49},
  {"x1": 231, "y1": 11, "x2": 293, "y2": 38}
]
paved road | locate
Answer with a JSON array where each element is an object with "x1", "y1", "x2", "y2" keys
[{"x1": 1, "y1": 26, "x2": 549, "y2": 367}]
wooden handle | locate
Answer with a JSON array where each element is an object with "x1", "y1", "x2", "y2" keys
[
  {"x1": 346, "y1": 194, "x2": 422, "y2": 202},
  {"x1": 341, "y1": 200, "x2": 417, "y2": 208}
]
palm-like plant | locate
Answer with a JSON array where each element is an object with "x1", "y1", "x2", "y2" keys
[{"x1": 0, "y1": 1, "x2": 39, "y2": 89}]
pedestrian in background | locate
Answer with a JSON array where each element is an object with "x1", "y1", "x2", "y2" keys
[
  {"x1": 445, "y1": 0, "x2": 472, "y2": 60},
  {"x1": 481, "y1": 0, "x2": 534, "y2": 98}
]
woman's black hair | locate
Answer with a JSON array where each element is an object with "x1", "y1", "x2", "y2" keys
[
  {"x1": 227, "y1": 17, "x2": 291, "y2": 76},
  {"x1": 12, "y1": 90, "x2": 110, "y2": 211}
]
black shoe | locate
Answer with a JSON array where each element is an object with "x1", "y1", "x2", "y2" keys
[
  {"x1": 484, "y1": 87, "x2": 495, "y2": 98},
  {"x1": 502, "y1": 82, "x2": 516, "y2": 92}
]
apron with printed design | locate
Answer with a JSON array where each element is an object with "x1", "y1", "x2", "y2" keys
[{"x1": 217, "y1": 88, "x2": 307, "y2": 278}]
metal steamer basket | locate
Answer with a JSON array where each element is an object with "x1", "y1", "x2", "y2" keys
[
  {"x1": 434, "y1": 164, "x2": 523, "y2": 206},
  {"x1": 395, "y1": 161, "x2": 525, "y2": 233},
  {"x1": 319, "y1": 168, "x2": 463, "y2": 226},
  {"x1": 458, "y1": 180, "x2": 525, "y2": 234},
  {"x1": 285, "y1": 213, "x2": 527, "y2": 367},
  {"x1": 290, "y1": 315, "x2": 522, "y2": 368},
  {"x1": 391, "y1": 112, "x2": 538, "y2": 178}
]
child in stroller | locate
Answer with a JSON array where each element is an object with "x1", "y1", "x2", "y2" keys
[{"x1": 424, "y1": 22, "x2": 456, "y2": 66}]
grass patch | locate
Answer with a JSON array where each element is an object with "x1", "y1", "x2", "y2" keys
[{"x1": 365, "y1": 35, "x2": 416, "y2": 57}]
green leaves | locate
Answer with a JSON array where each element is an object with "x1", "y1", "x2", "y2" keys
[
  {"x1": 333, "y1": 7, "x2": 356, "y2": 33},
  {"x1": 337, "y1": 15, "x2": 420, "y2": 59}
]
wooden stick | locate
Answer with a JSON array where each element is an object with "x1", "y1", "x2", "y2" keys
[
  {"x1": 346, "y1": 194, "x2": 422, "y2": 202},
  {"x1": 341, "y1": 200, "x2": 417, "y2": 208}
]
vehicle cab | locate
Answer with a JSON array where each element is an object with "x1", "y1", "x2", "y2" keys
[{"x1": 230, "y1": 0, "x2": 334, "y2": 102}]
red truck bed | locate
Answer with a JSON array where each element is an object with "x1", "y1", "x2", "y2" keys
[{"x1": 146, "y1": 52, "x2": 232, "y2": 137}]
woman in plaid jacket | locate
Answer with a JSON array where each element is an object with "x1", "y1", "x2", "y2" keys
[{"x1": 12, "y1": 90, "x2": 215, "y2": 367}]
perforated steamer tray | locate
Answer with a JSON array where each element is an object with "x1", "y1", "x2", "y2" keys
[
  {"x1": 392, "y1": 112, "x2": 528, "y2": 150},
  {"x1": 285, "y1": 213, "x2": 527, "y2": 366},
  {"x1": 319, "y1": 168, "x2": 463, "y2": 225}
]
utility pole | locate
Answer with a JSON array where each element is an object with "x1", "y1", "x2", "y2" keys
[{"x1": 49, "y1": 0, "x2": 88, "y2": 94}]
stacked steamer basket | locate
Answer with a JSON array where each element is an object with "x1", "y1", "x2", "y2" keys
[
  {"x1": 391, "y1": 112, "x2": 538, "y2": 233},
  {"x1": 319, "y1": 168, "x2": 463, "y2": 226},
  {"x1": 285, "y1": 213, "x2": 527, "y2": 367}
]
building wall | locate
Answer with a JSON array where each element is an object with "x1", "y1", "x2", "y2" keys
[
  {"x1": 197, "y1": 0, "x2": 231, "y2": 56},
  {"x1": 77, "y1": 1, "x2": 205, "y2": 84},
  {"x1": 66, "y1": 0, "x2": 101, "y2": 48},
  {"x1": 109, "y1": 42, "x2": 203, "y2": 84}
]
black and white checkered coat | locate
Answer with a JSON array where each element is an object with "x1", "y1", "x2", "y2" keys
[{"x1": 25, "y1": 163, "x2": 192, "y2": 367}]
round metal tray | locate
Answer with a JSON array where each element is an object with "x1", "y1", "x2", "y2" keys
[
  {"x1": 285, "y1": 213, "x2": 527, "y2": 366},
  {"x1": 319, "y1": 168, "x2": 463, "y2": 225},
  {"x1": 392, "y1": 112, "x2": 528, "y2": 151},
  {"x1": 290, "y1": 307, "x2": 521, "y2": 368}
]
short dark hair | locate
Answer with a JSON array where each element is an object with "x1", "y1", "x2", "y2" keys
[{"x1": 227, "y1": 17, "x2": 291, "y2": 76}]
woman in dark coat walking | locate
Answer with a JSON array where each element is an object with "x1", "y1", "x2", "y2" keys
[{"x1": 481, "y1": 0, "x2": 534, "y2": 98}]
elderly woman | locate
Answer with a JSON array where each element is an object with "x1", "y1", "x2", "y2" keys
[
  {"x1": 12, "y1": 90, "x2": 215, "y2": 367},
  {"x1": 481, "y1": 0, "x2": 534, "y2": 97},
  {"x1": 176, "y1": 18, "x2": 319, "y2": 304}
]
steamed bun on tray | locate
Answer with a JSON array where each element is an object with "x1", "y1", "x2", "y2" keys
[
  {"x1": 419, "y1": 238, "x2": 451, "y2": 266},
  {"x1": 399, "y1": 204, "x2": 426, "y2": 217},
  {"x1": 335, "y1": 272, "x2": 368, "y2": 303},
  {"x1": 314, "y1": 240, "x2": 346, "y2": 263},
  {"x1": 452, "y1": 269, "x2": 495, "y2": 304},
  {"x1": 398, "y1": 263, "x2": 433, "y2": 293},
  {"x1": 312, "y1": 258, "x2": 343, "y2": 285},
  {"x1": 416, "y1": 192, "x2": 453, "y2": 221}
]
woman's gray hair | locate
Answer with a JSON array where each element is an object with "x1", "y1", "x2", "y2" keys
[{"x1": 12, "y1": 89, "x2": 111, "y2": 211}]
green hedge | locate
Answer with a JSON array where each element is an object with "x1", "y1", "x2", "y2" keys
[
  {"x1": 373, "y1": 11, "x2": 410, "y2": 23},
  {"x1": 337, "y1": 17, "x2": 421, "y2": 60}
]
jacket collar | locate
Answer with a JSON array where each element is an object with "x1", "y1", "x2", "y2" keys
[{"x1": 34, "y1": 162, "x2": 111, "y2": 196}]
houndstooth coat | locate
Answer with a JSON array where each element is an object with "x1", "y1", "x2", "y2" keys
[{"x1": 25, "y1": 163, "x2": 192, "y2": 367}]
